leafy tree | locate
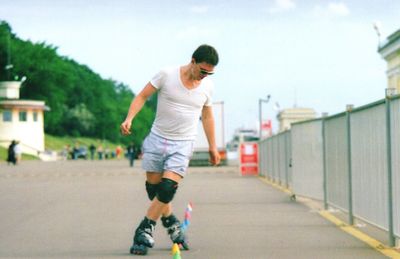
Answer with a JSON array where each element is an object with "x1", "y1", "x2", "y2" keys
[{"x1": 0, "y1": 20, "x2": 155, "y2": 146}]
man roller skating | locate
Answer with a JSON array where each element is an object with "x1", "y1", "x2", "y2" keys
[{"x1": 120, "y1": 44, "x2": 221, "y2": 255}]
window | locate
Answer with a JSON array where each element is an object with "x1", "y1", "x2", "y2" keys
[
  {"x1": 33, "y1": 112, "x2": 38, "y2": 122},
  {"x1": 19, "y1": 111, "x2": 27, "y2": 122},
  {"x1": 2, "y1": 110, "x2": 12, "y2": 122}
]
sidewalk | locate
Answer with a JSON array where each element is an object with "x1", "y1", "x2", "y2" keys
[
  {"x1": 0, "y1": 161, "x2": 391, "y2": 258},
  {"x1": 182, "y1": 166, "x2": 389, "y2": 259}
]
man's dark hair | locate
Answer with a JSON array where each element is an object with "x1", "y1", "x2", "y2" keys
[{"x1": 192, "y1": 44, "x2": 219, "y2": 66}]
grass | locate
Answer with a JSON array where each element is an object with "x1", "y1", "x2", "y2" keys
[
  {"x1": 44, "y1": 134, "x2": 121, "y2": 151},
  {"x1": 0, "y1": 145, "x2": 39, "y2": 162},
  {"x1": 0, "y1": 146, "x2": 7, "y2": 162}
]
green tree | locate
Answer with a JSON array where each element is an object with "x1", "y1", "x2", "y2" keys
[{"x1": 0, "y1": 20, "x2": 156, "y2": 145}]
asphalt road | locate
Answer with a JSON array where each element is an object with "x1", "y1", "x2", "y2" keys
[{"x1": 0, "y1": 160, "x2": 388, "y2": 259}]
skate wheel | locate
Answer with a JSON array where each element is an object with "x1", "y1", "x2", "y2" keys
[{"x1": 130, "y1": 244, "x2": 148, "y2": 255}]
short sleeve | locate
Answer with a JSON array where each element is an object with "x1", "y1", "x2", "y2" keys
[
  {"x1": 150, "y1": 70, "x2": 167, "y2": 89},
  {"x1": 204, "y1": 80, "x2": 214, "y2": 106}
]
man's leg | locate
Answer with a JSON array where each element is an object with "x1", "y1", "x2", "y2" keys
[
  {"x1": 145, "y1": 172, "x2": 174, "y2": 217},
  {"x1": 146, "y1": 171, "x2": 181, "y2": 221},
  {"x1": 145, "y1": 171, "x2": 189, "y2": 249},
  {"x1": 131, "y1": 171, "x2": 181, "y2": 255},
  {"x1": 130, "y1": 172, "x2": 170, "y2": 255}
]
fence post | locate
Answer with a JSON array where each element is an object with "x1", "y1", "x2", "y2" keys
[
  {"x1": 284, "y1": 132, "x2": 290, "y2": 189},
  {"x1": 271, "y1": 137, "x2": 275, "y2": 182},
  {"x1": 266, "y1": 138, "x2": 270, "y2": 180},
  {"x1": 276, "y1": 137, "x2": 280, "y2": 184},
  {"x1": 265, "y1": 137, "x2": 272, "y2": 180},
  {"x1": 385, "y1": 89, "x2": 395, "y2": 247},
  {"x1": 346, "y1": 104, "x2": 354, "y2": 225},
  {"x1": 321, "y1": 113, "x2": 329, "y2": 210},
  {"x1": 259, "y1": 140, "x2": 263, "y2": 177}
]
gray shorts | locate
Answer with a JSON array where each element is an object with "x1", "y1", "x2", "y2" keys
[{"x1": 141, "y1": 132, "x2": 194, "y2": 177}]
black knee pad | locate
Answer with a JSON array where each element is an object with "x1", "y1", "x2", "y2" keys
[
  {"x1": 157, "y1": 178, "x2": 178, "y2": 204},
  {"x1": 145, "y1": 182, "x2": 159, "y2": 201}
]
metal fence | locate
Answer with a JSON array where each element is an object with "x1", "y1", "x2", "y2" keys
[
  {"x1": 259, "y1": 131, "x2": 292, "y2": 187},
  {"x1": 259, "y1": 93, "x2": 400, "y2": 247},
  {"x1": 391, "y1": 97, "x2": 400, "y2": 239},
  {"x1": 324, "y1": 113, "x2": 349, "y2": 212},
  {"x1": 291, "y1": 119, "x2": 324, "y2": 200},
  {"x1": 351, "y1": 102, "x2": 389, "y2": 229}
]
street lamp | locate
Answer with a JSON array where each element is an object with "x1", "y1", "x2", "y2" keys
[{"x1": 259, "y1": 95, "x2": 271, "y2": 139}]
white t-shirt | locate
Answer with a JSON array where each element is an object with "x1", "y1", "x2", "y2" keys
[
  {"x1": 14, "y1": 144, "x2": 22, "y2": 155},
  {"x1": 150, "y1": 66, "x2": 214, "y2": 140}
]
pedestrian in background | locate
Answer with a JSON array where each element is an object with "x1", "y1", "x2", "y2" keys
[
  {"x1": 116, "y1": 145, "x2": 122, "y2": 159},
  {"x1": 97, "y1": 144, "x2": 104, "y2": 160},
  {"x1": 126, "y1": 142, "x2": 136, "y2": 167},
  {"x1": 72, "y1": 143, "x2": 79, "y2": 160},
  {"x1": 89, "y1": 144, "x2": 96, "y2": 160},
  {"x1": 6, "y1": 140, "x2": 16, "y2": 165},
  {"x1": 14, "y1": 141, "x2": 22, "y2": 164}
]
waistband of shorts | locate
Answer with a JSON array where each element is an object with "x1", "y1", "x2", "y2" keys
[{"x1": 149, "y1": 130, "x2": 195, "y2": 142}]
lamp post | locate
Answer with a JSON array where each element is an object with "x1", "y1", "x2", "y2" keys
[{"x1": 259, "y1": 95, "x2": 271, "y2": 139}]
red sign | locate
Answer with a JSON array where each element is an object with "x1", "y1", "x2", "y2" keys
[
  {"x1": 239, "y1": 142, "x2": 259, "y2": 176},
  {"x1": 261, "y1": 119, "x2": 272, "y2": 137},
  {"x1": 240, "y1": 165, "x2": 258, "y2": 175},
  {"x1": 262, "y1": 120, "x2": 272, "y2": 130},
  {"x1": 240, "y1": 143, "x2": 258, "y2": 163}
]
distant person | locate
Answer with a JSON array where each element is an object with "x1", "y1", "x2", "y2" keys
[
  {"x1": 97, "y1": 144, "x2": 104, "y2": 160},
  {"x1": 89, "y1": 144, "x2": 96, "y2": 160},
  {"x1": 116, "y1": 145, "x2": 122, "y2": 159},
  {"x1": 72, "y1": 143, "x2": 79, "y2": 160},
  {"x1": 126, "y1": 142, "x2": 136, "y2": 167},
  {"x1": 14, "y1": 141, "x2": 22, "y2": 164},
  {"x1": 61, "y1": 145, "x2": 69, "y2": 160},
  {"x1": 6, "y1": 140, "x2": 17, "y2": 165},
  {"x1": 104, "y1": 147, "x2": 110, "y2": 159},
  {"x1": 120, "y1": 44, "x2": 220, "y2": 255},
  {"x1": 65, "y1": 144, "x2": 71, "y2": 160}
]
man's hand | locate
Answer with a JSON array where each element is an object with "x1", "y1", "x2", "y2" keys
[
  {"x1": 120, "y1": 120, "x2": 132, "y2": 135},
  {"x1": 209, "y1": 148, "x2": 221, "y2": 166}
]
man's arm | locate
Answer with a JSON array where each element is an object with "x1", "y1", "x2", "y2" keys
[
  {"x1": 201, "y1": 105, "x2": 221, "y2": 165},
  {"x1": 120, "y1": 82, "x2": 157, "y2": 135}
]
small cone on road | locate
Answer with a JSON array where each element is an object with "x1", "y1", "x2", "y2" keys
[{"x1": 172, "y1": 243, "x2": 181, "y2": 259}]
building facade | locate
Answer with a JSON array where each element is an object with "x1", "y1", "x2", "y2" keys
[
  {"x1": 378, "y1": 29, "x2": 400, "y2": 92},
  {"x1": 277, "y1": 107, "x2": 317, "y2": 132},
  {"x1": 0, "y1": 81, "x2": 47, "y2": 156}
]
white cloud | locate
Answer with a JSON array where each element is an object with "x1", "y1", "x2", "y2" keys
[
  {"x1": 268, "y1": 0, "x2": 296, "y2": 13},
  {"x1": 328, "y1": 2, "x2": 350, "y2": 16},
  {"x1": 190, "y1": 5, "x2": 209, "y2": 14}
]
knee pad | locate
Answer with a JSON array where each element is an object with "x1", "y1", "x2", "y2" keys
[
  {"x1": 145, "y1": 182, "x2": 159, "y2": 201},
  {"x1": 157, "y1": 178, "x2": 178, "y2": 204}
]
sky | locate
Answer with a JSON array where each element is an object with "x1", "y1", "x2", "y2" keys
[{"x1": 1, "y1": 0, "x2": 399, "y2": 141}]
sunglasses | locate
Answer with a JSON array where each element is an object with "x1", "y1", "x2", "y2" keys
[{"x1": 200, "y1": 69, "x2": 214, "y2": 76}]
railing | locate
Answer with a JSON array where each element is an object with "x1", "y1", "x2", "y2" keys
[{"x1": 259, "y1": 92, "x2": 400, "y2": 247}]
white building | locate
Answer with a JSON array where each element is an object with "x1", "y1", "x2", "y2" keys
[
  {"x1": 378, "y1": 28, "x2": 400, "y2": 92},
  {"x1": 276, "y1": 107, "x2": 317, "y2": 132},
  {"x1": 0, "y1": 81, "x2": 47, "y2": 156}
]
